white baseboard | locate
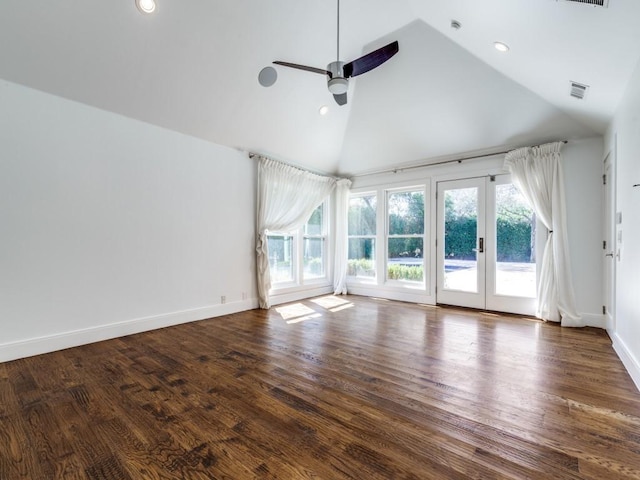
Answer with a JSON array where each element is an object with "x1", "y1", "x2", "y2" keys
[
  {"x1": 0, "y1": 298, "x2": 259, "y2": 363},
  {"x1": 269, "y1": 285, "x2": 334, "y2": 307},
  {"x1": 347, "y1": 284, "x2": 435, "y2": 305},
  {"x1": 611, "y1": 332, "x2": 640, "y2": 393},
  {"x1": 579, "y1": 312, "x2": 606, "y2": 329}
]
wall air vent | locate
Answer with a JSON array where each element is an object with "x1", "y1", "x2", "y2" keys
[
  {"x1": 570, "y1": 81, "x2": 589, "y2": 99},
  {"x1": 557, "y1": 0, "x2": 609, "y2": 7}
]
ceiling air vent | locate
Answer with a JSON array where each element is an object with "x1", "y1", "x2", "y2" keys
[
  {"x1": 557, "y1": 0, "x2": 609, "y2": 7},
  {"x1": 570, "y1": 81, "x2": 589, "y2": 99}
]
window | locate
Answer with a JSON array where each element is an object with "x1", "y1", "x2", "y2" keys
[
  {"x1": 267, "y1": 202, "x2": 328, "y2": 288},
  {"x1": 303, "y1": 203, "x2": 326, "y2": 280},
  {"x1": 387, "y1": 189, "x2": 425, "y2": 283},
  {"x1": 348, "y1": 194, "x2": 377, "y2": 278},
  {"x1": 267, "y1": 234, "x2": 295, "y2": 284}
]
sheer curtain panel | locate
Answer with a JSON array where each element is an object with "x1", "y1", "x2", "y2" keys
[
  {"x1": 333, "y1": 179, "x2": 352, "y2": 295},
  {"x1": 256, "y1": 156, "x2": 337, "y2": 308},
  {"x1": 504, "y1": 142, "x2": 581, "y2": 326}
]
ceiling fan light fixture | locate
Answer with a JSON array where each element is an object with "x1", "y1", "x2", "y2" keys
[
  {"x1": 136, "y1": 0, "x2": 156, "y2": 14},
  {"x1": 328, "y1": 77, "x2": 348, "y2": 95}
]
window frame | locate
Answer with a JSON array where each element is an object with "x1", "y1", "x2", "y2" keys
[
  {"x1": 347, "y1": 191, "x2": 378, "y2": 282},
  {"x1": 385, "y1": 186, "x2": 427, "y2": 287},
  {"x1": 347, "y1": 182, "x2": 431, "y2": 296},
  {"x1": 267, "y1": 200, "x2": 330, "y2": 293},
  {"x1": 302, "y1": 202, "x2": 327, "y2": 281}
]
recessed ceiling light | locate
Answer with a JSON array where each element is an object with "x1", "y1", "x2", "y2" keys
[
  {"x1": 136, "y1": 0, "x2": 156, "y2": 14},
  {"x1": 494, "y1": 42, "x2": 510, "y2": 53},
  {"x1": 319, "y1": 105, "x2": 329, "y2": 116}
]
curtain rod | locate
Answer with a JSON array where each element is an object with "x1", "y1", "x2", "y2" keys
[
  {"x1": 247, "y1": 152, "x2": 345, "y2": 180},
  {"x1": 352, "y1": 140, "x2": 568, "y2": 178}
]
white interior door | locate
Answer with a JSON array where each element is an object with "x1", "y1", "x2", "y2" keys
[
  {"x1": 437, "y1": 175, "x2": 538, "y2": 315},
  {"x1": 603, "y1": 152, "x2": 616, "y2": 329}
]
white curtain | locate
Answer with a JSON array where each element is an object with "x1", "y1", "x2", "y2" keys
[
  {"x1": 504, "y1": 142, "x2": 581, "y2": 326},
  {"x1": 256, "y1": 156, "x2": 337, "y2": 309},
  {"x1": 333, "y1": 178, "x2": 352, "y2": 295}
]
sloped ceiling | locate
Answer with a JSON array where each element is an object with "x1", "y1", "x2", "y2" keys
[
  {"x1": 339, "y1": 20, "x2": 596, "y2": 175},
  {"x1": 1, "y1": 0, "x2": 639, "y2": 175}
]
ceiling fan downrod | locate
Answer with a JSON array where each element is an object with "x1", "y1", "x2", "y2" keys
[{"x1": 328, "y1": 0, "x2": 348, "y2": 95}]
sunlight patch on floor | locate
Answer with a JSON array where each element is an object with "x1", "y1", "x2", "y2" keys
[
  {"x1": 329, "y1": 303, "x2": 354, "y2": 313},
  {"x1": 310, "y1": 295, "x2": 350, "y2": 309},
  {"x1": 286, "y1": 313, "x2": 322, "y2": 324},
  {"x1": 276, "y1": 296, "x2": 355, "y2": 324},
  {"x1": 311, "y1": 295, "x2": 354, "y2": 313},
  {"x1": 276, "y1": 303, "x2": 318, "y2": 320}
]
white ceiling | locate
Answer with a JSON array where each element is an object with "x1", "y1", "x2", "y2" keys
[{"x1": 1, "y1": 0, "x2": 639, "y2": 175}]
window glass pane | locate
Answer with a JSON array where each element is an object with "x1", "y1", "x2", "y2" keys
[
  {"x1": 495, "y1": 183, "x2": 536, "y2": 298},
  {"x1": 303, "y1": 238, "x2": 324, "y2": 279},
  {"x1": 444, "y1": 187, "x2": 478, "y2": 293},
  {"x1": 388, "y1": 238, "x2": 424, "y2": 281},
  {"x1": 304, "y1": 204, "x2": 323, "y2": 236},
  {"x1": 388, "y1": 191, "x2": 424, "y2": 235},
  {"x1": 347, "y1": 238, "x2": 376, "y2": 277},
  {"x1": 349, "y1": 195, "x2": 376, "y2": 236},
  {"x1": 267, "y1": 235, "x2": 294, "y2": 283}
]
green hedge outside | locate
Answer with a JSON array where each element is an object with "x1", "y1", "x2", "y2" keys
[
  {"x1": 387, "y1": 264, "x2": 423, "y2": 281},
  {"x1": 445, "y1": 218, "x2": 532, "y2": 262}
]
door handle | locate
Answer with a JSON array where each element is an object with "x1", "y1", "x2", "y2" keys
[
  {"x1": 479, "y1": 237, "x2": 484, "y2": 253},
  {"x1": 605, "y1": 252, "x2": 614, "y2": 257}
]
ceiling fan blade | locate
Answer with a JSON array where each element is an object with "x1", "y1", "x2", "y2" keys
[
  {"x1": 273, "y1": 61, "x2": 332, "y2": 77},
  {"x1": 333, "y1": 93, "x2": 347, "y2": 106},
  {"x1": 343, "y1": 40, "x2": 399, "y2": 78}
]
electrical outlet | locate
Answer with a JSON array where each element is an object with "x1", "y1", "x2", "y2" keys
[{"x1": 221, "y1": 295, "x2": 226, "y2": 304}]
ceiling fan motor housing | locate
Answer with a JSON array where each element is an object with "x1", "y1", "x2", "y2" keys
[{"x1": 327, "y1": 61, "x2": 348, "y2": 94}]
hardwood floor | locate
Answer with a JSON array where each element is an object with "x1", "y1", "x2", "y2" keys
[{"x1": 1, "y1": 295, "x2": 640, "y2": 479}]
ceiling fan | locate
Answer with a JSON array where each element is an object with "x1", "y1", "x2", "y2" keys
[{"x1": 262, "y1": 0, "x2": 399, "y2": 106}]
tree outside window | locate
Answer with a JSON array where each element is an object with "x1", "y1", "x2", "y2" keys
[
  {"x1": 387, "y1": 190, "x2": 425, "y2": 282},
  {"x1": 348, "y1": 194, "x2": 376, "y2": 278}
]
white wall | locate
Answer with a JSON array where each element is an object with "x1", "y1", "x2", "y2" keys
[
  {"x1": 562, "y1": 137, "x2": 604, "y2": 325},
  {"x1": 348, "y1": 137, "x2": 605, "y2": 324},
  {"x1": 605, "y1": 57, "x2": 640, "y2": 390},
  {"x1": 0, "y1": 80, "x2": 257, "y2": 362}
]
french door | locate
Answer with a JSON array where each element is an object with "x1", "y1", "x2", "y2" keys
[{"x1": 436, "y1": 175, "x2": 538, "y2": 315}]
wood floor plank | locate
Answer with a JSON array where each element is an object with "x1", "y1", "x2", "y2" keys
[{"x1": 1, "y1": 295, "x2": 640, "y2": 479}]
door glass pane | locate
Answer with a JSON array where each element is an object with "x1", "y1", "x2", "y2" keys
[
  {"x1": 444, "y1": 187, "x2": 478, "y2": 292},
  {"x1": 495, "y1": 184, "x2": 536, "y2": 298},
  {"x1": 267, "y1": 235, "x2": 294, "y2": 283}
]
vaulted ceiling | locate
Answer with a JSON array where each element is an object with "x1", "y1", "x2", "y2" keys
[{"x1": 1, "y1": 0, "x2": 639, "y2": 175}]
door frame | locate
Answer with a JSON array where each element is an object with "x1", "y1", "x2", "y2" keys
[
  {"x1": 436, "y1": 177, "x2": 487, "y2": 309},
  {"x1": 436, "y1": 174, "x2": 539, "y2": 316},
  {"x1": 485, "y1": 175, "x2": 538, "y2": 316}
]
